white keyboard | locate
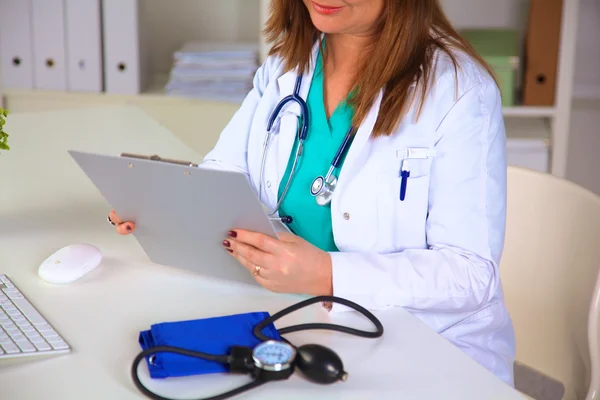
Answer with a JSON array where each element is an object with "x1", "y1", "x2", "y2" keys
[{"x1": 0, "y1": 274, "x2": 71, "y2": 359}]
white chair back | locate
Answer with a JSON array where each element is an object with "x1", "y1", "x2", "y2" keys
[{"x1": 501, "y1": 167, "x2": 600, "y2": 400}]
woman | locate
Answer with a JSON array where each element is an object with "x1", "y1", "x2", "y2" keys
[{"x1": 110, "y1": 0, "x2": 516, "y2": 386}]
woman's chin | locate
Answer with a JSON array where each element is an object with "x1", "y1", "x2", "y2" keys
[{"x1": 310, "y1": 17, "x2": 349, "y2": 35}]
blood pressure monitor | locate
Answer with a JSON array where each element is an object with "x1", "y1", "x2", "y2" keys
[
  {"x1": 252, "y1": 340, "x2": 297, "y2": 380},
  {"x1": 132, "y1": 296, "x2": 384, "y2": 400}
]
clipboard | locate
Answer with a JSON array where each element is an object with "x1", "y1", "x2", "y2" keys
[{"x1": 69, "y1": 150, "x2": 283, "y2": 287}]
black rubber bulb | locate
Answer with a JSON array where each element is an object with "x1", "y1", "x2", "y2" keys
[{"x1": 295, "y1": 344, "x2": 348, "y2": 384}]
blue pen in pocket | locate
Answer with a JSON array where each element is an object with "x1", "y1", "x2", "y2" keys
[
  {"x1": 397, "y1": 147, "x2": 437, "y2": 202},
  {"x1": 400, "y1": 159, "x2": 410, "y2": 201}
]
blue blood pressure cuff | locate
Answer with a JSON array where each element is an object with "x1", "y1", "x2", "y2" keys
[{"x1": 138, "y1": 311, "x2": 282, "y2": 379}]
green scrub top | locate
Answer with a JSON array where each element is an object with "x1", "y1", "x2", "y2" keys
[{"x1": 277, "y1": 50, "x2": 354, "y2": 252}]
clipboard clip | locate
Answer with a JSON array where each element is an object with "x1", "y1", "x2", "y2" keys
[{"x1": 120, "y1": 153, "x2": 199, "y2": 168}]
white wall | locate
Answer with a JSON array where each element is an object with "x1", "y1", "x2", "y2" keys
[
  {"x1": 142, "y1": 0, "x2": 600, "y2": 99},
  {"x1": 441, "y1": 0, "x2": 529, "y2": 29},
  {"x1": 574, "y1": 0, "x2": 600, "y2": 99},
  {"x1": 143, "y1": 0, "x2": 260, "y2": 75}
]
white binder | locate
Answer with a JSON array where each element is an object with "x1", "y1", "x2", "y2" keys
[
  {"x1": 0, "y1": 0, "x2": 34, "y2": 90},
  {"x1": 102, "y1": 0, "x2": 149, "y2": 94},
  {"x1": 31, "y1": 0, "x2": 67, "y2": 91},
  {"x1": 65, "y1": 0, "x2": 103, "y2": 92}
]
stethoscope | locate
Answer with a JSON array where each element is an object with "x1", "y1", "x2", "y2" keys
[
  {"x1": 260, "y1": 75, "x2": 355, "y2": 222},
  {"x1": 131, "y1": 296, "x2": 384, "y2": 400}
]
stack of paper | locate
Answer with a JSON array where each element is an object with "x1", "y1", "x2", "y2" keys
[{"x1": 165, "y1": 42, "x2": 259, "y2": 103}]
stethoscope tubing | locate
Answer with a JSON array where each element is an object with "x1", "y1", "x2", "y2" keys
[
  {"x1": 266, "y1": 76, "x2": 310, "y2": 141},
  {"x1": 260, "y1": 75, "x2": 355, "y2": 214}
]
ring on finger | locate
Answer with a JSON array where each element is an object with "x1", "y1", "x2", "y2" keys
[
  {"x1": 253, "y1": 265, "x2": 261, "y2": 276},
  {"x1": 107, "y1": 215, "x2": 116, "y2": 226}
]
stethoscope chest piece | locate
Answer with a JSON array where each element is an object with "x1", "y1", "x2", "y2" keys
[{"x1": 311, "y1": 174, "x2": 337, "y2": 206}]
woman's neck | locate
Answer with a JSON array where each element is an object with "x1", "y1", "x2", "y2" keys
[
  {"x1": 323, "y1": 33, "x2": 372, "y2": 75},
  {"x1": 321, "y1": 33, "x2": 373, "y2": 118}
]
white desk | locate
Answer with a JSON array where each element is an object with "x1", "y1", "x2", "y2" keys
[{"x1": 0, "y1": 106, "x2": 524, "y2": 400}]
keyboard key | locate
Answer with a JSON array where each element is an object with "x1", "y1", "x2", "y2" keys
[
  {"x1": 47, "y1": 336, "x2": 65, "y2": 344},
  {"x1": 34, "y1": 341, "x2": 51, "y2": 351},
  {"x1": 17, "y1": 341, "x2": 35, "y2": 353},
  {"x1": 21, "y1": 326, "x2": 36, "y2": 334},
  {"x1": 16, "y1": 320, "x2": 32, "y2": 329},
  {"x1": 1, "y1": 342, "x2": 20, "y2": 354},
  {"x1": 12, "y1": 335, "x2": 28, "y2": 343},
  {"x1": 11, "y1": 298, "x2": 48, "y2": 326},
  {"x1": 50, "y1": 340, "x2": 69, "y2": 350},
  {"x1": 27, "y1": 333, "x2": 44, "y2": 342},
  {"x1": 1, "y1": 321, "x2": 15, "y2": 329},
  {"x1": 0, "y1": 337, "x2": 13, "y2": 345},
  {"x1": 12, "y1": 315, "x2": 26, "y2": 323},
  {"x1": 2, "y1": 288, "x2": 20, "y2": 296},
  {"x1": 42, "y1": 331, "x2": 59, "y2": 339},
  {"x1": 7, "y1": 328, "x2": 21, "y2": 336}
]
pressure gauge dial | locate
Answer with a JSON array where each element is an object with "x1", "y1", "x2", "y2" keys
[{"x1": 252, "y1": 340, "x2": 297, "y2": 381}]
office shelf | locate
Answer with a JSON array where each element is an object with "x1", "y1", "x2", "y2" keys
[
  {"x1": 1, "y1": 79, "x2": 559, "y2": 117},
  {"x1": 0, "y1": 0, "x2": 580, "y2": 178},
  {"x1": 502, "y1": 106, "x2": 557, "y2": 118}
]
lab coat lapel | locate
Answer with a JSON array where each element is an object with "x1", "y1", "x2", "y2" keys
[{"x1": 337, "y1": 90, "x2": 383, "y2": 187}]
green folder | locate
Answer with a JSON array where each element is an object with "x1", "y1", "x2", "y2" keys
[{"x1": 460, "y1": 29, "x2": 520, "y2": 107}]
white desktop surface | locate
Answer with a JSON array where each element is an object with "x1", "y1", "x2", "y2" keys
[{"x1": 0, "y1": 106, "x2": 523, "y2": 400}]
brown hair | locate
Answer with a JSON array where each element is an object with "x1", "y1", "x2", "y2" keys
[{"x1": 264, "y1": 0, "x2": 496, "y2": 137}]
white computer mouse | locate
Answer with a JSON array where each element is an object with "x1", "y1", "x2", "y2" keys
[{"x1": 38, "y1": 244, "x2": 103, "y2": 284}]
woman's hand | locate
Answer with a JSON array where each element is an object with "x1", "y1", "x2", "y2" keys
[
  {"x1": 224, "y1": 230, "x2": 333, "y2": 296},
  {"x1": 108, "y1": 209, "x2": 136, "y2": 235}
]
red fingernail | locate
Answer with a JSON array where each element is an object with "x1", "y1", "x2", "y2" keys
[
  {"x1": 228, "y1": 231, "x2": 237, "y2": 238},
  {"x1": 223, "y1": 240, "x2": 231, "y2": 248}
]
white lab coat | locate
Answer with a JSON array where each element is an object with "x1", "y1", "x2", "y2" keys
[{"x1": 201, "y1": 42, "x2": 516, "y2": 385}]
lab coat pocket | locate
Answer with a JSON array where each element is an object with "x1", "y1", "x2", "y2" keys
[{"x1": 376, "y1": 158, "x2": 431, "y2": 252}]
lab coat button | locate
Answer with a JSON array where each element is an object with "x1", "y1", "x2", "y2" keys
[
  {"x1": 343, "y1": 212, "x2": 350, "y2": 220},
  {"x1": 266, "y1": 181, "x2": 272, "y2": 188}
]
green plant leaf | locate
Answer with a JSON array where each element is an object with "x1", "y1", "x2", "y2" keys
[{"x1": 0, "y1": 108, "x2": 9, "y2": 151}]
